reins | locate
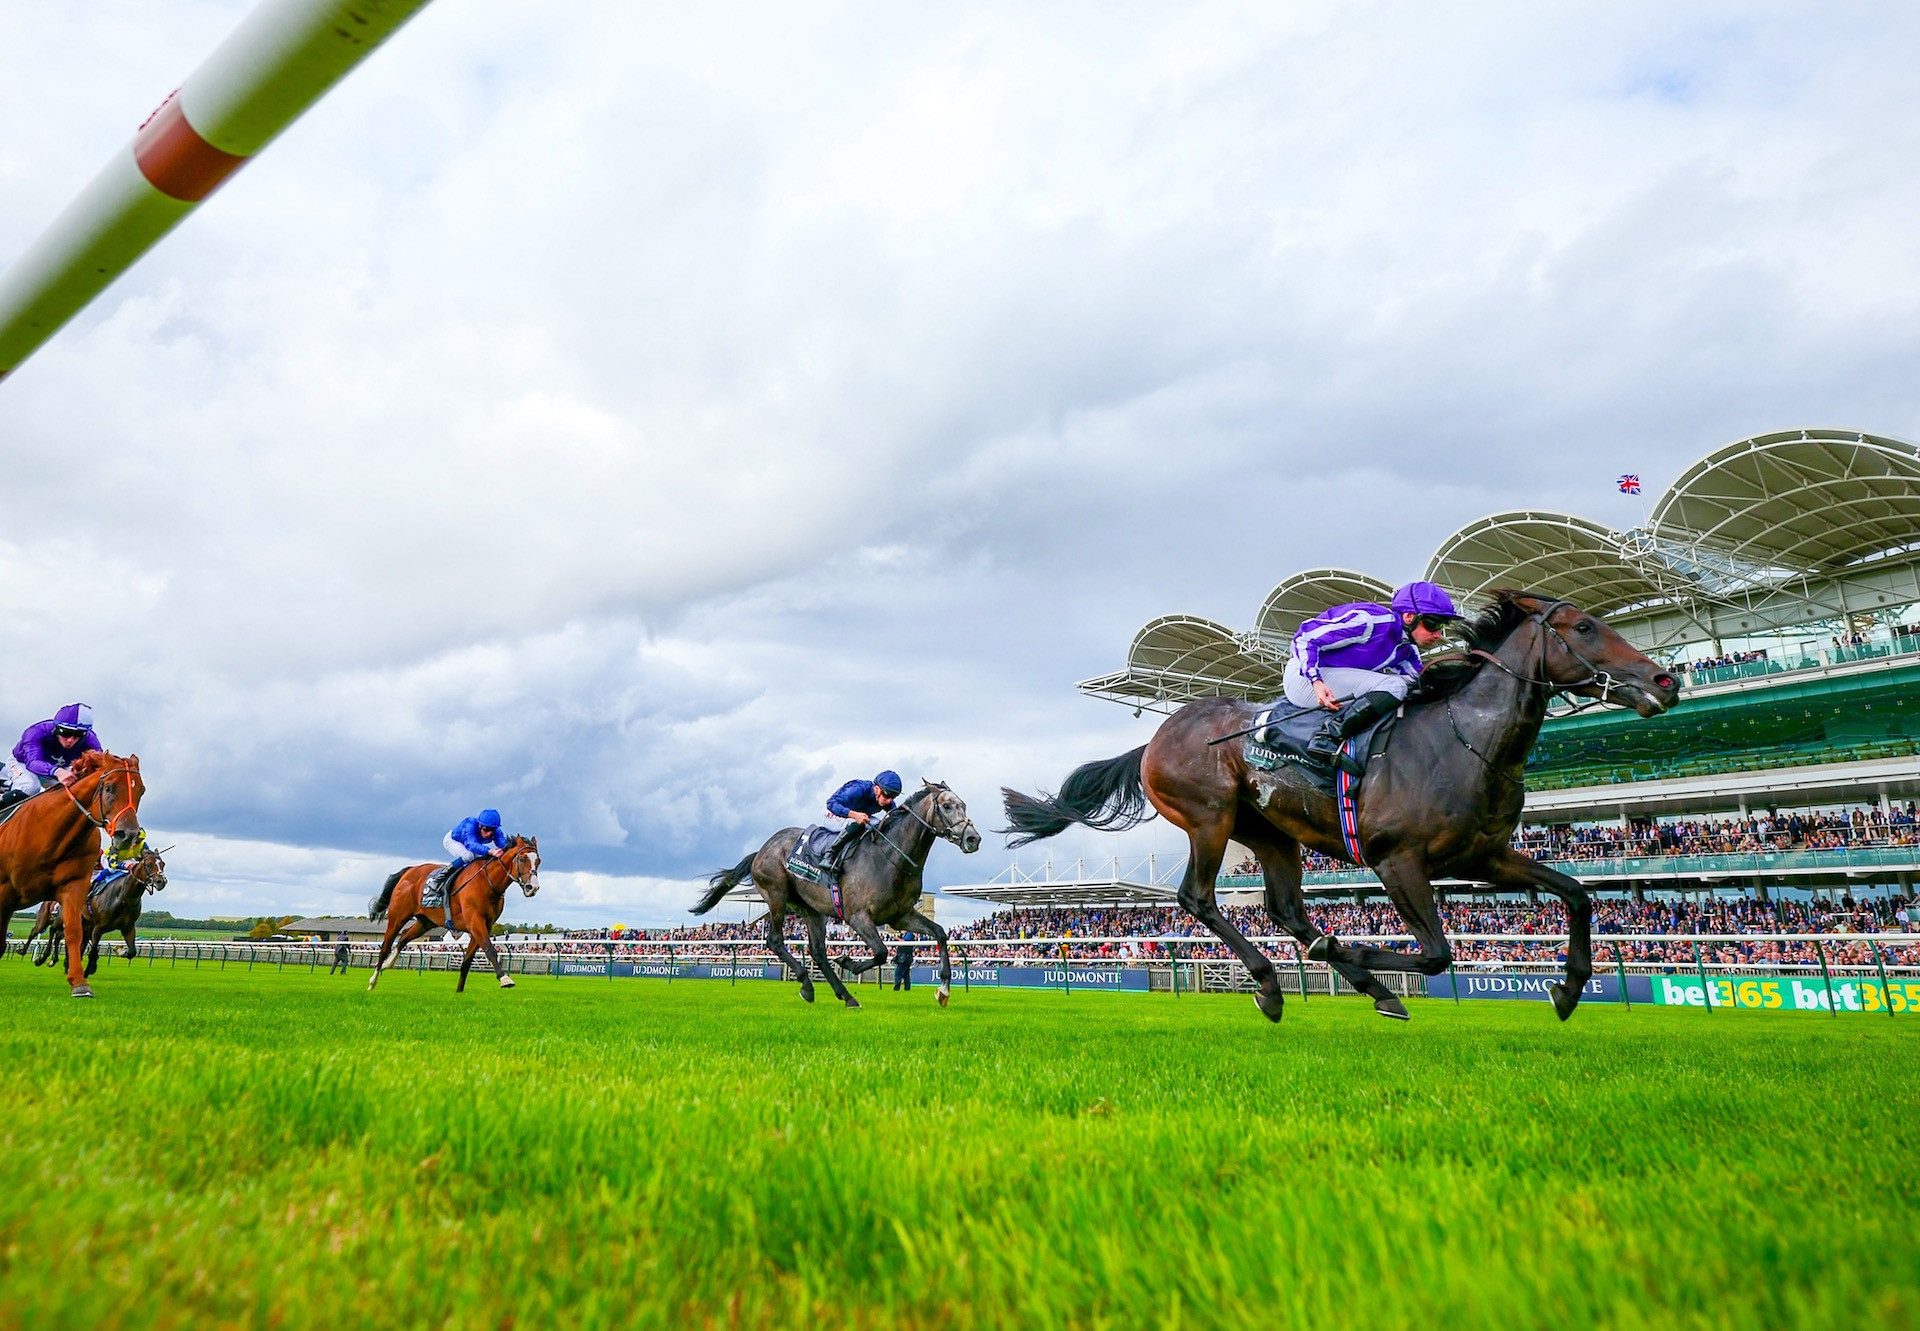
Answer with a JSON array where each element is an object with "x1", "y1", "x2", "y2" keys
[
  {"x1": 868, "y1": 789, "x2": 968, "y2": 869},
  {"x1": 1445, "y1": 598, "x2": 1625, "y2": 784},
  {"x1": 58, "y1": 757, "x2": 141, "y2": 838}
]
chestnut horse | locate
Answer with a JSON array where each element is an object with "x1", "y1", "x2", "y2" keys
[
  {"x1": 365, "y1": 836, "x2": 540, "y2": 992},
  {"x1": 26, "y1": 847, "x2": 168, "y2": 976},
  {"x1": 1003, "y1": 592, "x2": 1680, "y2": 1024},
  {"x1": 0, "y1": 751, "x2": 146, "y2": 997}
]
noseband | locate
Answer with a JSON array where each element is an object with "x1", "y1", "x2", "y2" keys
[
  {"x1": 871, "y1": 791, "x2": 973, "y2": 866},
  {"x1": 1466, "y1": 599, "x2": 1626, "y2": 711},
  {"x1": 62, "y1": 759, "x2": 142, "y2": 840}
]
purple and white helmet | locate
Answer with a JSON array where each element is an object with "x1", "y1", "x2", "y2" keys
[
  {"x1": 1390, "y1": 582, "x2": 1459, "y2": 619},
  {"x1": 53, "y1": 702, "x2": 94, "y2": 733}
]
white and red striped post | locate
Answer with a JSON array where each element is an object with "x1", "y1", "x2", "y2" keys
[{"x1": 0, "y1": 0, "x2": 436, "y2": 384}]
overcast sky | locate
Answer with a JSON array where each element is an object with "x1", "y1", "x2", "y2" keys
[{"x1": 3, "y1": 1, "x2": 1919, "y2": 927}]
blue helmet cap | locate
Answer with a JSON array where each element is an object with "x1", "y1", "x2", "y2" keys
[
  {"x1": 1391, "y1": 581, "x2": 1459, "y2": 619},
  {"x1": 873, "y1": 771, "x2": 903, "y2": 796},
  {"x1": 477, "y1": 808, "x2": 502, "y2": 829}
]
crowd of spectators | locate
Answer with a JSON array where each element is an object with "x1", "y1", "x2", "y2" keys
[
  {"x1": 1686, "y1": 648, "x2": 1770, "y2": 674},
  {"x1": 1221, "y1": 803, "x2": 1920, "y2": 877}
]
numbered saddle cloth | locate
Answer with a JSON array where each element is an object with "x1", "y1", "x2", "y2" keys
[{"x1": 1243, "y1": 701, "x2": 1399, "y2": 794}]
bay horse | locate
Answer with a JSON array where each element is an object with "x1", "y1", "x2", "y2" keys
[
  {"x1": 0, "y1": 751, "x2": 146, "y2": 997},
  {"x1": 26, "y1": 846, "x2": 167, "y2": 975},
  {"x1": 691, "y1": 780, "x2": 982, "y2": 1007},
  {"x1": 1003, "y1": 591, "x2": 1680, "y2": 1023},
  {"x1": 365, "y1": 836, "x2": 541, "y2": 992}
]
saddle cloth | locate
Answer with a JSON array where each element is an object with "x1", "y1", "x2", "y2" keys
[
  {"x1": 785, "y1": 826, "x2": 838, "y2": 888},
  {"x1": 1244, "y1": 701, "x2": 1400, "y2": 865},
  {"x1": 1244, "y1": 700, "x2": 1399, "y2": 792}
]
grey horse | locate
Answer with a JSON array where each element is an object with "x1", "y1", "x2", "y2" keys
[{"x1": 692, "y1": 780, "x2": 981, "y2": 1007}]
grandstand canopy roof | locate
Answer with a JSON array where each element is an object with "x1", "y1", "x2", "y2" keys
[
  {"x1": 1425, "y1": 510, "x2": 1673, "y2": 618},
  {"x1": 1648, "y1": 429, "x2": 1920, "y2": 575},
  {"x1": 1254, "y1": 568, "x2": 1394, "y2": 645},
  {"x1": 1082, "y1": 426, "x2": 1920, "y2": 712}
]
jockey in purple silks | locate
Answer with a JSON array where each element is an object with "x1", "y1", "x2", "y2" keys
[
  {"x1": 3, "y1": 703, "x2": 103, "y2": 803},
  {"x1": 1284, "y1": 582, "x2": 1461, "y2": 775}
]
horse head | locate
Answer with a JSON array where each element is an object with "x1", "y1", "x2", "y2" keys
[
  {"x1": 917, "y1": 779, "x2": 983, "y2": 853},
  {"x1": 504, "y1": 835, "x2": 541, "y2": 898},
  {"x1": 131, "y1": 847, "x2": 169, "y2": 894},
  {"x1": 1488, "y1": 590, "x2": 1681, "y2": 718},
  {"x1": 69, "y1": 751, "x2": 146, "y2": 861}
]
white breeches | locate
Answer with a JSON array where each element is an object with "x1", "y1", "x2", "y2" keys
[
  {"x1": 1282, "y1": 658, "x2": 1412, "y2": 709},
  {"x1": 2, "y1": 761, "x2": 50, "y2": 796},
  {"x1": 444, "y1": 833, "x2": 477, "y2": 863}
]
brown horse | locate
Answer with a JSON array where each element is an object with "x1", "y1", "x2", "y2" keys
[
  {"x1": 0, "y1": 751, "x2": 146, "y2": 997},
  {"x1": 1003, "y1": 591, "x2": 1680, "y2": 1024},
  {"x1": 26, "y1": 847, "x2": 168, "y2": 975},
  {"x1": 691, "y1": 781, "x2": 982, "y2": 1008},
  {"x1": 365, "y1": 836, "x2": 541, "y2": 992}
]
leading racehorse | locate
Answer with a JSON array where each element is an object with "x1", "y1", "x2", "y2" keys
[
  {"x1": 0, "y1": 751, "x2": 146, "y2": 997},
  {"x1": 365, "y1": 836, "x2": 541, "y2": 992},
  {"x1": 692, "y1": 780, "x2": 982, "y2": 1008},
  {"x1": 1003, "y1": 591, "x2": 1680, "y2": 1023}
]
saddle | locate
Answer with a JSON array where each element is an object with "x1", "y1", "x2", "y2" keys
[
  {"x1": 1244, "y1": 702, "x2": 1400, "y2": 866},
  {"x1": 1244, "y1": 701, "x2": 1399, "y2": 792},
  {"x1": 0, "y1": 788, "x2": 42, "y2": 831},
  {"x1": 785, "y1": 826, "x2": 839, "y2": 888}
]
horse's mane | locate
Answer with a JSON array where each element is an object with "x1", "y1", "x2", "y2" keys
[{"x1": 1406, "y1": 589, "x2": 1547, "y2": 704}]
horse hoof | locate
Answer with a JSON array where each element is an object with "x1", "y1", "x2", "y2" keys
[
  {"x1": 1254, "y1": 989, "x2": 1285, "y2": 1023},
  {"x1": 1549, "y1": 983, "x2": 1577, "y2": 1022},
  {"x1": 70, "y1": 986, "x2": 94, "y2": 999},
  {"x1": 1305, "y1": 936, "x2": 1332, "y2": 962},
  {"x1": 937, "y1": 986, "x2": 950, "y2": 1008},
  {"x1": 800, "y1": 986, "x2": 816, "y2": 1003},
  {"x1": 499, "y1": 976, "x2": 515, "y2": 989},
  {"x1": 844, "y1": 995, "x2": 861, "y2": 1009},
  {"x1": 1374, "y1": 995, "x2": 1411, "y2": 1021}
]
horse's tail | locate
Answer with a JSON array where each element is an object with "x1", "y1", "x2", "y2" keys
[
  {"x1": 368, "y1": 869, "x2": 405, "y2": 922},
  {"x1": 692, "y1": 854, "x2": 756, "y2": 916},
  {"x1": 1001, "y1": 746, "x2": 1153, "y2": 848}
]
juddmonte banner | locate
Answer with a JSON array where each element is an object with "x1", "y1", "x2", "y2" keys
[
  {"x1": 1425, "y1": 969, "x2": 1920, "y2": 1014},
  {"x1": 1648, "y1": 974, "x2": 1920, "y2": 1013},
  {"x1": 545, "y1": 958, "x2": 1150, "y2": 990},
  {"x1": 1424, "y1": 972, "x2": 1652, "y2": 1003}
]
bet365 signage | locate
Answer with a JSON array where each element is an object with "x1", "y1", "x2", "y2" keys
[{"x1": 1652, "y1": 974, "x2": 1920, "y2": 1014}]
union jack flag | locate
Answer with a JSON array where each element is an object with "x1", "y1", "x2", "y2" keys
[{"x1": 1617, "y1": 473, "x2": 1641, "y2": 494}]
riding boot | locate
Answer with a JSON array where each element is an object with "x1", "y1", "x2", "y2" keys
[
  {"x1": 422, "y1": 862, "x2": 454, "y2": 910},
  {"x1": 823, "y1": 824, "x2": 863, "y2": 875},
  {"x1": 1329, "y1": 690, "x2": 1404, "y2": 777}
]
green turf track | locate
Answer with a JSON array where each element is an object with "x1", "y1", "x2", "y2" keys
[{"x1": 2, "y1": 964, "x2": 1915, "y2": 1330}]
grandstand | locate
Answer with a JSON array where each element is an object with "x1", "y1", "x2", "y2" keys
[{"x1": 955, "y1": 428, "x2": 1920, "y2": 913}]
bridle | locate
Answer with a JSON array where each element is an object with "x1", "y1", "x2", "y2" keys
[
  {"x1": 869, "y1": 787, "x2": 975, "y2": 867},
  {"x1": 1447, "y1": 598, "x2": 1652, "y2": 785},
  {"x1": 1465, "y1": 598, "x2": 1632, "y2": 712},
  {"x1": 60, "y1": 757, "x2": 143, "y2": 842}
]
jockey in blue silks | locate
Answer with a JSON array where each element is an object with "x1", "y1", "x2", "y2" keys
[
  {"x1": 1285, "y1": 581, "x2": 1461, "y2": 774},
  {"x1": 422, "y1": 808, "x2": 509, "y2": 914},
  {"x1": 821, "y1": 770, "x2": 903, "y2": 869}
]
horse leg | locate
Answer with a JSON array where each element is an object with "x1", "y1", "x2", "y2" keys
[
  {"x1": 57, "y1": 881, "x2": 91, "y2": 996},
  {"x1": 837, "y1": 911, "x2": 889, "y2": 977},
  {"x1": 1476, "y1": 848, "x2": 1593, "y2": 1021},
  {"x1": 455, "y1": 934, "x2": 480, "y2": 993},
  {"x1": 476, "y1": 927, "x2": 513, "y2": 989},
  {"x1": 801, "y1": 908, "x2": 859, "y2": 1008},
  {"x1": 762, "y1": 900, "x2": 815, "y2": 1002},
  {"x1": 122, "y1": 925, "x2": 136, "y2": 962},
  {"x1": 895, "y1": 906, "x2": 951, "y2": 1006},
  {"x1": 1307, "y1": 849, "x2": 1452, "y2": 980},
  {"x1": 1169, "y1": 813, "x2": 1288, "y2": 1021},
  {"x1": 1242, "y1": 821, "x2": 1405, "y2": 1020},
  {"x1": 84, "y1": 923, "x2": 103, "y2": 978},
  {"x1": 367, "y1": 915, "x2": 399, "y2": 990}
]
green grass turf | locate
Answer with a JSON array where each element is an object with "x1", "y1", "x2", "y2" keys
[{"x1": 1, "y1": 963, "x2": 1914, "y2": 1331}]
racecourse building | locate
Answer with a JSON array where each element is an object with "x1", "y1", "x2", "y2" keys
[{"x1": 956, "y1": 427, "x2": 1920, "y2": 911}]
